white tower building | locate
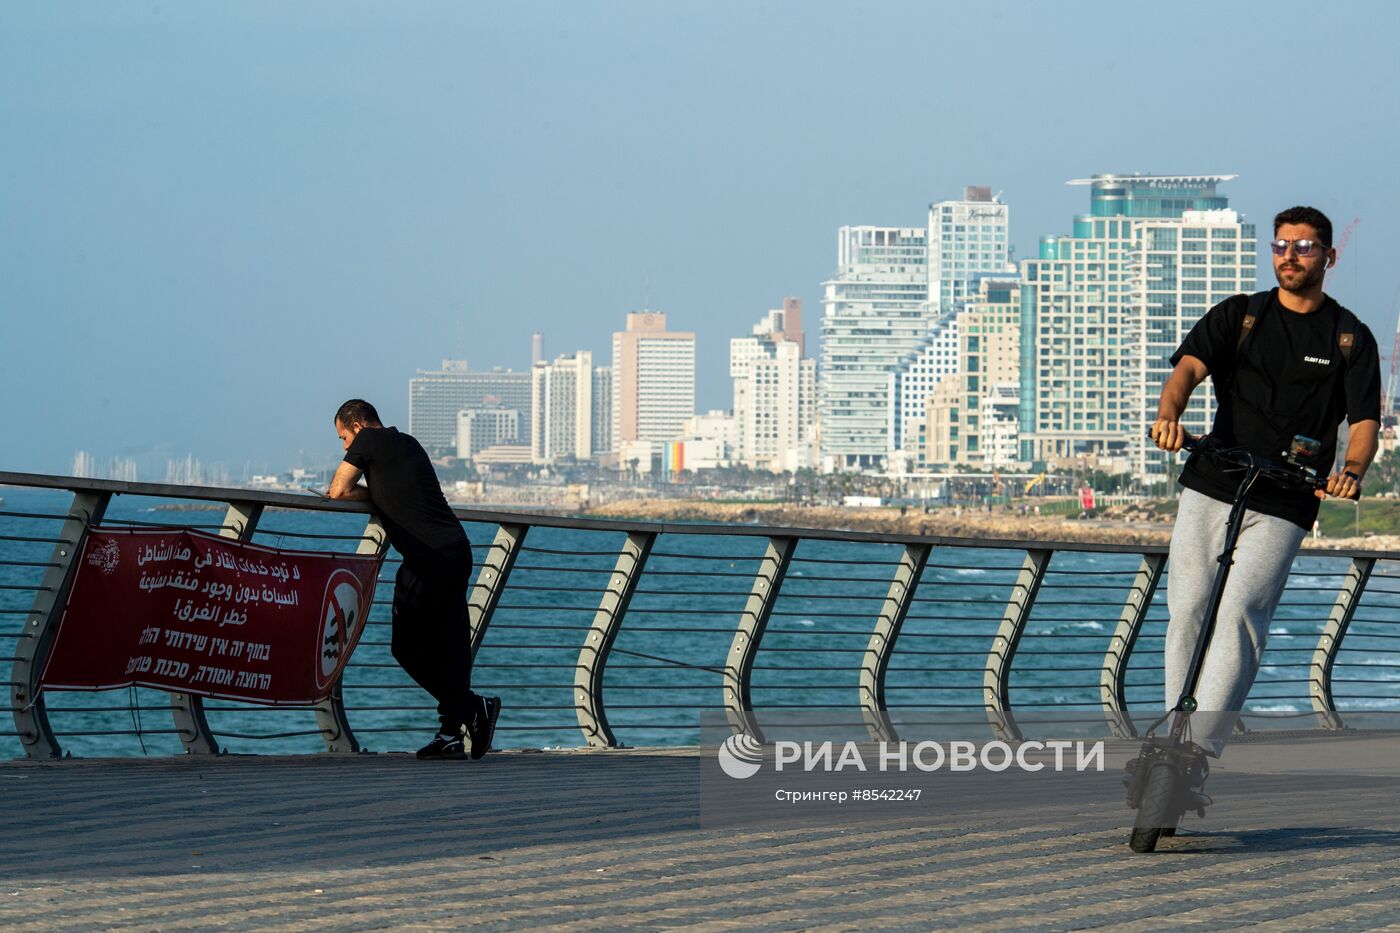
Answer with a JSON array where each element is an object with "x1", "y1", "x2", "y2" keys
[
  {"x1": 731, "y1": 303, "x2": 816, "y2": 471},
  {"x1": 611, "y1": 312, "x2": 696, "y2": 445}
]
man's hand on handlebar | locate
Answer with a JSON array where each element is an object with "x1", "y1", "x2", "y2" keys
[
  {"x1": 1318, "y1": 470, "x2": 1362, "y2": 502},
  {"x1": 1150, "y1": 419, "x2": 1188, "y2": 453}
]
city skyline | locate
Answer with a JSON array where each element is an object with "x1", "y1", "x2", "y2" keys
[
  {"x1": 38, "y1": 171, "x2": 1378, "y2": 482},
  {"x1": 4, "y1": 4, "x2": 1397, "y2": 474}
]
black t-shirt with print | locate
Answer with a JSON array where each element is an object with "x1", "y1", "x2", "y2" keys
[
  {"x1": 343, "y1": 426, "x2": 468, "y2": 565},
  {"x1": 1171, "y1": 289, "x2": 1381, "y2": 530}
]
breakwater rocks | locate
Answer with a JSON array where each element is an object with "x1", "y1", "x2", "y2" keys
[
  {"x1": 586, "y1": 500, "x2": 1174, "y2": 547},
  {"x1": 585, "y1": 500, "x2": 1400, "y2": 553}
]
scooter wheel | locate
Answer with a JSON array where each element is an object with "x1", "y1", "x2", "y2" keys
[{"x1": 1130, "y1": 761, "x2": 1179, "y2": 853}]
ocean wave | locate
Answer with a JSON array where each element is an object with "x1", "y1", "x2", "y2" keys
[
  {"x1": 1286, "y1": 575, "x2": 1343, "y2": 587},
  {"x1": 1334, "y1": 698, "x2": 1400, "y2": 710},
  {"x1": 1025, "y1": 621, "x2": 1106, "y2": 637}
]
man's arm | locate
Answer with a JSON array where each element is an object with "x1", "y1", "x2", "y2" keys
[
  {"x1": 1150, "y1": 355, "x2": 1210, "y2": 452},
  {"x1": 327, "y1": 461, "x2": 370, "y2": 501},
  {"x1": 1319, "y1": 419, "x2": 1379, "y2": 501}
]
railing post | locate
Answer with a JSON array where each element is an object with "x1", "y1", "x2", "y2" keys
[
  {"x1": 859, "y1": 543, "x2": 931, "y2": 742},
  {"x1": 468, "y1": 523, "x2": 528, "y2": 658},
  {"x1": 1099, "y1": 553, "x2": 1165, "y2": 739},
  {"x1": 1309, "y1": 557, "x2": 1375, "y2": 730},
  {"x1": 574, "y1": 531, "x2": 654, "y2": 748},
  {"x1": 168, "y1": 501, "x2": 266, "y2": 755},
  {"x1": 10, "y1": 491, "x2": 110, "y2": 759},
  {"x1": 313, "y1": 516, "x2": 386, "y2": 753},
  {"x1": 723, "y1": 536, "x2": 796, "y2": 742},
  {"x1": 983, "y1": 548, "x2": 1051, "y2": 743}
]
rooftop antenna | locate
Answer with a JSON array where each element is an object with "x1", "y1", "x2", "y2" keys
[{"x1": 644, "y1": 272, "x2": 652, "y2": 312}]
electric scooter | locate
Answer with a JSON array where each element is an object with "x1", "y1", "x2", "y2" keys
[{"x1": 1125, "y1": 431, "x2": 1334, "y2": 853}]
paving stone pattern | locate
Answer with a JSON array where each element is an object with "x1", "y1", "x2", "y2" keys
[{"x1": 2, "y1": 749, "x2": 1400, "y2": 931}]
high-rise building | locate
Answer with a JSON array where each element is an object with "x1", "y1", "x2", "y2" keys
[
  {"x1": 820, "y1": 226, "x2": 929, "y2": 471},
  {"x1": 531, "y1": 351, "x2": 614, "y2": 464},
  {"x1": 71, "y1": 451, "x2": 138, "y2": 482},
  {"x1": 925, "y1": 278, "x2": 1022, "y2": 467},
  {"x1": 1018, "y1": 174, "x2": 1255, "y2": 478},
  {"x1": 591, "y1": 364, "x2": 614, "y2": 458},
  {"x1": 730, "y1": 302, "x2": 817, "y2": 471},
  {"x1": 408, "y1": 361, "x2": 532, "y2": 457},
  {"x1": 888, "y1": 314, "x2": 961, "y2": 458},
  {"x1": 883, "y1": 189, "x2": 1015, "y2": 460},
  {"x1": 927, "y1": 187, "x2": 1013, "y2": 318},
  {"x1": 531, "y1": 331, "x2": 545, "y2": 366},
  {"x1": 611, "y1": 312, "x2": 696, "y2": 445},
  {"x1": 822, "y1": 189, "x2": 1012, "y2": 472},
  {"x1": 457, "y1": 409, "x2": 523, "y2": 460}
]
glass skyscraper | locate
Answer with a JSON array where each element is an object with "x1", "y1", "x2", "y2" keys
[
  {"x1": 1018, "y1": 174, "x2": 1255, "y2": 479},
  {"x1": 820, "y1": 226, "x2": 929, "y2": 471},
  {"x1": 820, "y1": 189, "x2": 1011, "y2": 471}
]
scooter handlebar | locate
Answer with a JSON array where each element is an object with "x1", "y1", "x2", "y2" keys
[{"x1": 1147, "y1": 427, "x2": 1346, "y2": 497}]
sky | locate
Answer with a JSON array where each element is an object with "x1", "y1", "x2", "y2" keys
[{"x1": 3, "y1": 2, "x2": 1399, "y2": 477}]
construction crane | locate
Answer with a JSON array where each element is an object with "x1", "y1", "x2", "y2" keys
[
  {"x1": 1334, "y1": 216, "x2": 1360, "y2": 258},
  {"x1": 1386, "y1": 283, "x2": 1400, "y2": 427}
]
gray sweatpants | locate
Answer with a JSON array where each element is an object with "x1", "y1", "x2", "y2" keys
[{"x1": 1165, "y1": 487, "x2": 1307, "y2": 756}]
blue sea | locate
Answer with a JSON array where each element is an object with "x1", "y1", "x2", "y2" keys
[{"x1": 3, "y1": 485, "x2": 1398, "y2": 758}]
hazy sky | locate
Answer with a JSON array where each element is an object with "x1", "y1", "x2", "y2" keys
[{"x1": 4, "y1": 2, "x2": 1399, "y2": 477}]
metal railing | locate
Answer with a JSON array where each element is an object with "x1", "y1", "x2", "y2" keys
[{"x1": 2, "y1": 470, "x2": 1398, "y2": 758}]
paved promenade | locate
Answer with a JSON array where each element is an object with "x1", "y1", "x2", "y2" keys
[{"x1": 3, "y1": 746, "x2": 1400, "y2": 931}]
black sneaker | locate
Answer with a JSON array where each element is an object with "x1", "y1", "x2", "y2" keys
[
  {"x1": 416, "y1": 731, "x2": 466, "y2": 760},
  {"x1": 469, "y1": 696, "x2": 501, "y2": 760}
]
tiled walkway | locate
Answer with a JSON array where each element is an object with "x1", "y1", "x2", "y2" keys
[{"x1": 3, "y1": 746, "x2": 1399, "y2": 930}]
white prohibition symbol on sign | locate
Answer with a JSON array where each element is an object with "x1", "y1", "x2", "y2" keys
[
  {"x1": 717, "y1": 733, "x2": 764, "y2": 780},
  {"x1": 317, "y1": 569, "x2": 364, "y2": 689}
]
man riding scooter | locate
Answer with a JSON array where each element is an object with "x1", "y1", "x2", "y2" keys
[{"x1": 1150, "y1": 205, "x2": 1381, "y2": 780}]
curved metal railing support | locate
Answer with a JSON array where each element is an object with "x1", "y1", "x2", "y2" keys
[
  {"x1": 313, "y1": 516, "x2": 387, "y2": 753},
  {"x1": 169, "y1": 500, "x2": 267, "y2": 755},
  {"x1": 724, "y1": 535, "x2": 795, "y2": 742},
  {"x1": 7, "y1": 470, "x2": 1400, "y2": 760},
  {"x1": 1309, "y1": 557, "x2": 1375, "y2": 730},
  {"x1": 10, "y1": 491, "x2": 111, "y2": 759},
  {"x1": 859, "y1": 543, "x2": 931, "y2": 743},
  {"x1": 575, "y1": 531, "x2": 655, "y2": 747},
  {"x1": 468, "y1": 523, "x2": 528, "y2": 658},
  {"x1": 1099, "y1": 552, "x2": 1165, "y2": 739},
  {"x1": 984, "y1": 548, "x2": 1051, "y2": 743}
]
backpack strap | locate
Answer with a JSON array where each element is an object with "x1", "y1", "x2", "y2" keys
[
  {"x1": 1338, "y1": 306, "x2": 1357, "y2": 363},
  {"x1": 1236, "y1": 291, "x2": 1272, "y2": 351}
]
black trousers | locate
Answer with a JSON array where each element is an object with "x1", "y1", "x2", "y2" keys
[{"x1": 391, "y1": 544, "x2": 476, "y2": 731}]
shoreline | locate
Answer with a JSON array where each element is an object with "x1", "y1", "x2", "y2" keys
[
  {"x1": 134, "y1": 496, "x2": 1397, "y2": 553},
  {"x1": 583, "y1": 499, "x2": 1400, "y2": 553}
]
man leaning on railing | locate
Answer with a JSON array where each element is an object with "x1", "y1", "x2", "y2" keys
[{"x1": 326, "y1": 398, "x2": 501, "y2": 760}]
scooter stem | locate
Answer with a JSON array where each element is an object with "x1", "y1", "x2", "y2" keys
[{"x1": 1169, "y1": 458, "x2": 1260, "y2": 737}]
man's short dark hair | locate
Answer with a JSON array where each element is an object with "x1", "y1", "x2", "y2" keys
[
  {"x1": 1274, "y1": 206, "x2": 1333, "y2": 247},
  {"x1": 335, "y1": 399, "x2": 381, "y2": 427}
]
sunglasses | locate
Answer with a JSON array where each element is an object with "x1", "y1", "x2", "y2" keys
[{"x1": 1269, "y1": 238, "x2": 1329, "y2": 257}]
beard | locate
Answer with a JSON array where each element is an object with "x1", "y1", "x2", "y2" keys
[{"x1": 1275, "y1": 260, "x2": 1326, "y2": 293}]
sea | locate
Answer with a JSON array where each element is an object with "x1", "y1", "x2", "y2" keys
[{"x1": 2, "y1": 485, "x2": 1398, "y2": 758}]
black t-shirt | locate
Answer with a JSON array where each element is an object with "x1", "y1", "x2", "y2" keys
[
  {"x1": 1171, "y1": 289, "x2": 1381, "y2": 530},
  {"x1": 343, "y1": 427, "x2": 468, "y2": 565}
]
